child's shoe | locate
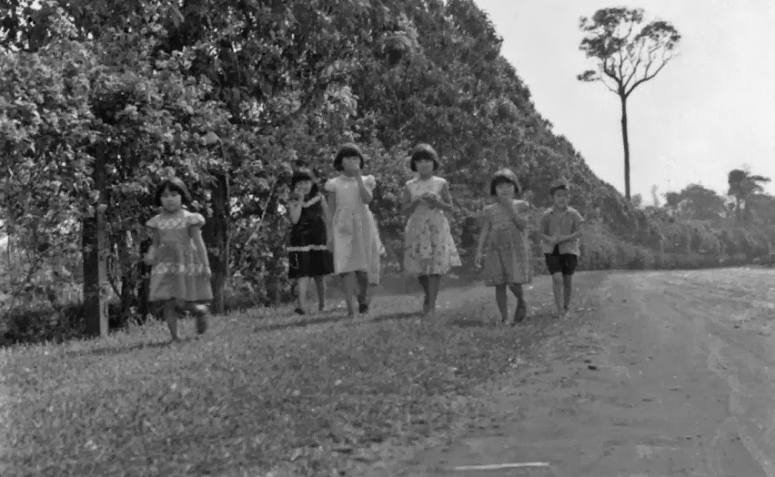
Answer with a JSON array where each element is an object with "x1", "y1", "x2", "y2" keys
[{"x1": 512, "y1": 299, "x2": 527, "y2": 325}]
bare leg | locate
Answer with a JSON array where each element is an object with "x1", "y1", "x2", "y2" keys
[
  {"x1": 191, "y1": 302, "x2": 210, "y2": 334},
  {"x1": 355, "y1": 271, "x2": 369, "y2": 313},
  {"x1": 427, "y1": 274, "x2": 441, "y2": 315},
  {"x1": 314, "y1": 276, "x2": 326, "y2": 311},
  {"x1": 418, "y1": 275, "x2": 430, "y2": 313},
  {"x1": 551, "y1": 273, "x2": 564, "y2": 317},
  {"x1": 296, "y1": 277, "x2": 309, "y2": 313},
  {"x1": 164, "y1": 299, "x2": 179, "y2": 341},
  {"x1": 562, "y1": 274, "x2": 573, "y2": 313},
  {"x1": 339, "y1": 273, "x2": 356, "y2": 316},
  {"x1": 495, "y1": 284, "x2": 509, "y2": 324},
  {"x1": 509, "y1": 283, "x2": 526, "y2": 323}
]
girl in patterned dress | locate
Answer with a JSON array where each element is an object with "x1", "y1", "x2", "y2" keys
[
  {"x1": 402, "y1": 144, "x2": 461, "y2": 316},
  {"x1": 325, "y1": 143, "x2": 384, "y2": 316},
  {"x1": 144, "y1": 177, "x2": 212, "y2": 341},
  {"x1": 474, "y1": 169, "x2": 532, "y2": 325},
  {"x1": 287, "y1": 168, "x2": 334, "y2": 314}
]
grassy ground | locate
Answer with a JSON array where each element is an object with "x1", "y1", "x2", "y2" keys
[{"x1": 0, "y1": 274, "x2": 604, "y2": 477}]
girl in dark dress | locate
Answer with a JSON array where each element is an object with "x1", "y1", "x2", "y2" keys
[{"x1": 287, "y1": 168, "x2": 334, "y2": 314}]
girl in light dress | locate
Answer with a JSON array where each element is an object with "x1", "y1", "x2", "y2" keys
[
  {"x1": 144, "y1": 177, "x2": 212, "y2": 342},
  {"x1": 474, "y1": 168, "x2": 532, "y2": 325},
  {"x1": 401, "y1": 144, "x2": 461, "y2": 316},
  {"x1": 325, "y1": 143, "x2": 384, "y2": 316}
]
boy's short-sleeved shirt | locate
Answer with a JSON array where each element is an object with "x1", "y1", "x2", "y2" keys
[{"x1": 541, "y1": 206, "x2": 585, "y2": 256}]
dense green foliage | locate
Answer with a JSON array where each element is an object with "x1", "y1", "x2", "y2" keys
[{"x1": 1, "y1": 0, "x2": 773, "y2": 345}]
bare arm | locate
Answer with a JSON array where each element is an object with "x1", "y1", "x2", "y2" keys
[
  {"x1": 189, "y1": 226, "x2": 211, "y2": 271},
  {"x1": 475, "y1": 216, "x2": 491, "y2": 259},
  {"x1": 327, "y1": 191, "x2": 337, "y2": 230},
  {"x1": 557, "y1": 225, "x2": 584, "y2": 244},
  {"x1": 434, "y1": 181, "x2": 454, "y2": 213},
  {"x1": 506, "y1": 200, "x2": 528, "y2": 229},
  {"x1": 539, "y1": 214, "x2": 556, "y2": 244},
  {"x1": 355, "y1": 175, "x2": 373, "y2": 204},
  {"x1": 319, "y1": 194, "x2": 331, "y2": 233},
  {"x1": 288, "y1": 197, "x2": 303, "y2": 224}
]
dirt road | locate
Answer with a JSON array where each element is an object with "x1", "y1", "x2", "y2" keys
[{"x1": 385, "y1": 268, "x2": 775, "y2": 477}]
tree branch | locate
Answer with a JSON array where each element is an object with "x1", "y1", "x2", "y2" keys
[
  {"x1": 626, "y1": 48, "x2": 673, "y2": 96},
  {"x1": 622, "y1": 39, "x2": 646, "y2": 88}
]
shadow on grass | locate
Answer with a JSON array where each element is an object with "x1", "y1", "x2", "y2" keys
[
  {"x1": 63, "y1": 337, "x2": 187, "y2": 358},
  {"x1": 256, "y1": 310, "x2": 420, "y2": 332}
]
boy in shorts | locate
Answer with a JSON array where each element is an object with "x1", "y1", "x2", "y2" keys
[{"x1": 541, "y1": 181, "x2": 585, "y2": 318}]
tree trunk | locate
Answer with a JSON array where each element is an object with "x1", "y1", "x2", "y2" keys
[
  {"x1": 82, "y1": 143, "x2": 109, "y2": 338},
  {"x1": 204, "y1": 172, "x2": 230, "y2": 314},
  {"x1": 619, "y1": 94, "x2": 631, "y2": 200}
]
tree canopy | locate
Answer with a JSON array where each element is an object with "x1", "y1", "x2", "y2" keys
[{"x1": 1, "y1": 0, "x2": 773, "y2": 344}]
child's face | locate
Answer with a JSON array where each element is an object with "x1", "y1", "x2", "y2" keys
[
  {"x1": 160, "y1": 187, "x2": 182, "y2": 212},
  {"x1": 495, "y1": 182, "x2": 516, "y2": 199},
  {"x1": 341, "y1": 156, "x2": 361, "y2": 174},
  {"x1": 295, "y1": 180, "x2": 313, "y2": 196},
  {"x1": 415, "y1": 158, "x2": 434, "y2": 175},
  {"x1": 552, "y1": 189, "x2": 569, "y2": 208}
]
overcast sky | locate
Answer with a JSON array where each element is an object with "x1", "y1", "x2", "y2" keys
[{"x1": 474, "y1": 0, "x2": 775, "y2": 203}]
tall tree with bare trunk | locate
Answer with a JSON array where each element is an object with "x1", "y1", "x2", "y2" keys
[{"x1": 577, "y1": 8, "x2": 681, "y2": 200}]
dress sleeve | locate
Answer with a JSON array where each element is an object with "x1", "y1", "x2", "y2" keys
[
  {"x1": 363, "y1": 175, "x2": 377, "y2": 192},
  {"x1": 324, "y1": 178, "x2": 336, "y2": 193},
  {"x1": 186, "y1": 212, "x2": 206, "y2": 228},
  {"x1": 146, "y1": 215, "x2": 159, "y2": 228}
]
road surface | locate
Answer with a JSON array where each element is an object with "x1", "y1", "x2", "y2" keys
[{"x1": 386, "y1": 268, "x2": 775, "y2": 477}]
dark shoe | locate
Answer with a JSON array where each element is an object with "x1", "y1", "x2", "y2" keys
[
  {"x1": 513, "y1": 300, "x2": 527, "y2": 325},
  {"x1": 358, "y1": 303, "x2": 369, "y2": 314},
  {"x1": 294, "y1": 307, "x2": 306, "y2": 315}
]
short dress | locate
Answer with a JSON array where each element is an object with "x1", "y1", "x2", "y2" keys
[
  {"x1": 403, "y1": 176, "x2": 461, "y2": 275},
  {"x1": 482, "y1": 200, "x2": 532, "y2": 286},
  {"x1": 288, "y1": 193, "x2": 334, "y2": 279},
  {"x1": 325, "y1": 175, "x2": 384, "y2": 285},
  {"x1": 146, "y1": 209, "x2": 213, "y2": 302}
]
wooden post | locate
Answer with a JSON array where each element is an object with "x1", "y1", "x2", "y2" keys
[
  {"x1": 82, "y1": 143, "x2": 109, "y2": 337},
  {"x1": 202, "y1": 131, "x2": 229, "y2": 314},
  {"x1": 207, "y1": 172, "x2": 230, "y2": 314}
]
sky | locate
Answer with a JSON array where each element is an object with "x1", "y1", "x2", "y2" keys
[{"x1": 474, "y1": 0, "x2": 775, "y2": 203}]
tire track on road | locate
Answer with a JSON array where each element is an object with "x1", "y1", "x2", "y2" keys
[{"x1": 655, "y1": 272, "x2": 775, "y2": 477}]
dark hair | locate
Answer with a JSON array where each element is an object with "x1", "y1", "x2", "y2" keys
[
  {"x1": 550, "y1": 183, "x2": 569, "y2": 196},
  {"x1": 290, "y1": 168, "x2": 319, "y2": 196},
  {"x1": 489, "y1": 169, "x2": 521, "y2": 196},
  {"x1": 154, "y1": 177, "x2": 192, "y2": 207},
  {"x1": 333, "y1": 143, "x2": 365, "y2": 171},
  {"x1": 409, "y1": 143, "x2": 439, "y2": 172}
]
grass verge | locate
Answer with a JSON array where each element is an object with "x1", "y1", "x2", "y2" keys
[{"x1": 1, "y1": 274, "x2": 604, "y2": 477}]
